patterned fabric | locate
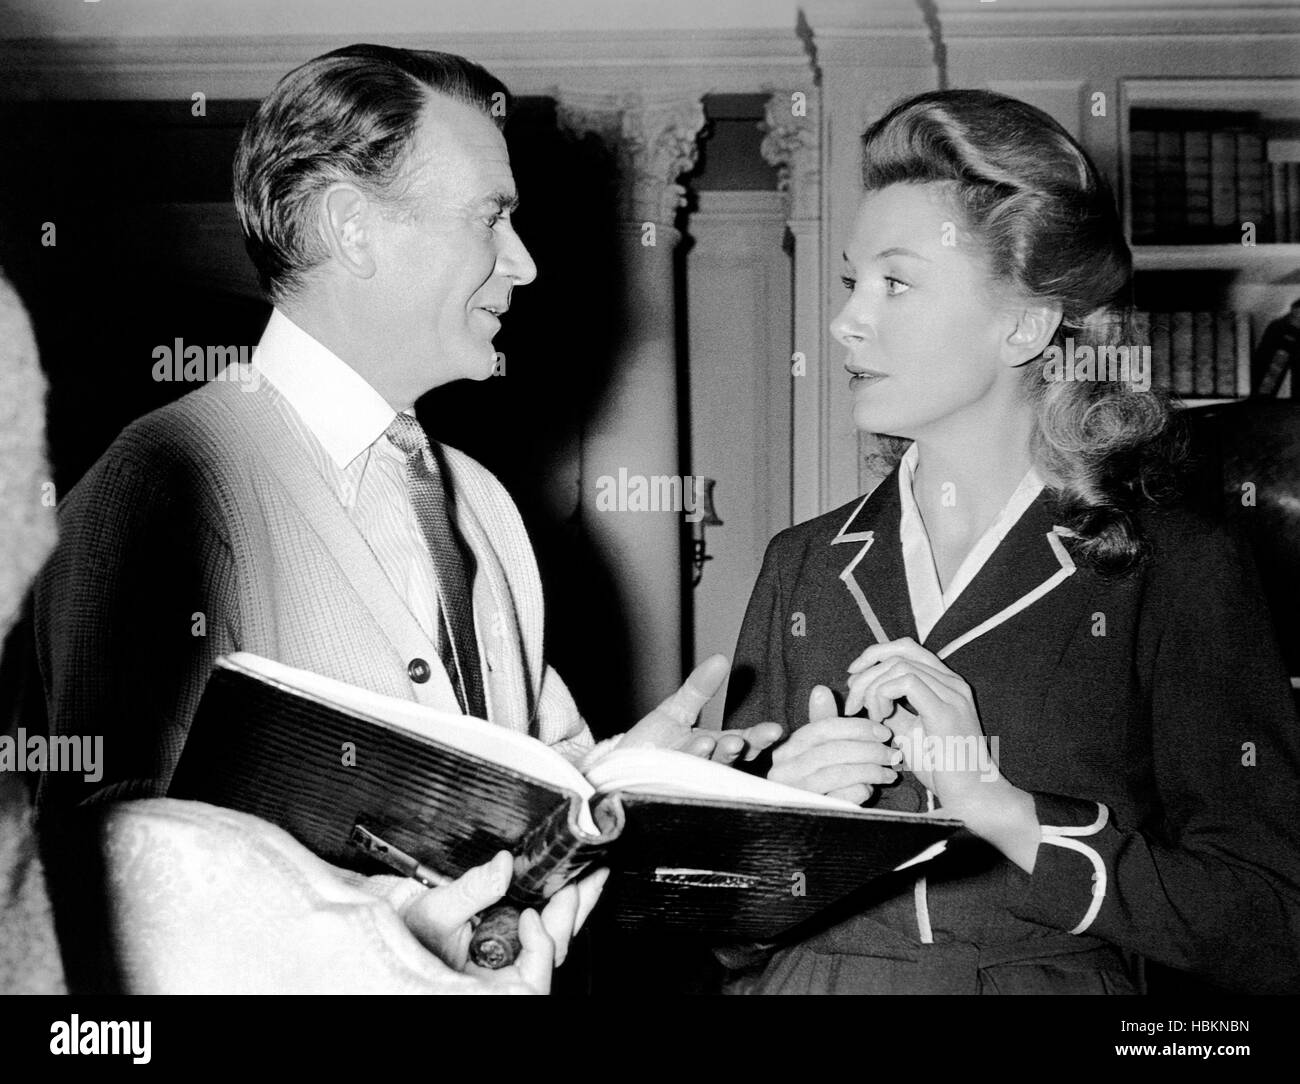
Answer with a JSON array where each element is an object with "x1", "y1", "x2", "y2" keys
[
  {"x1": 0, "y1": 269, "x2": 64, "y2": 994},
  {"x1": 386, "y1": 413, "x2": 486, "y2": 719}
]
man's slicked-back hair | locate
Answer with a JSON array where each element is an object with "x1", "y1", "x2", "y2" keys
[{"x1": 233, "y1": 43, "x2": 510, "y2": 302}]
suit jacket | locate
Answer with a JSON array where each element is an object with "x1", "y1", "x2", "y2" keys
[
  {"x1": 34, "y1": 373, "x2": 592, "y2": 814},
  {"x1": 725, "y1": 468, "x2": 1300, "y2": 993}
]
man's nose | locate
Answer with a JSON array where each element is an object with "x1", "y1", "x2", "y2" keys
[{"x1": 498, "y1": 222, "x2": 537, "y2": 286}]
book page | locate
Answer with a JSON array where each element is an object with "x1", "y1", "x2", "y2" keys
[
  {"x1": 587, "y1": 746, "x2": 919, "y2": 816},
  {"x1": 219, "y1": 653, "x2": 597, "y2": 804}
]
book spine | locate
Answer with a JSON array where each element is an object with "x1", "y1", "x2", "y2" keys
[
  {"x1": 1150, "y1": 312, "x2": 1172, "y2": 392},
  {"x1": 1193, "y1": 311, "x2": 1216, "y2": 396},
  {"x1": 1271, "y1": 163, "x2": 1289, "y2": 244},
  {"x1": 1155, "y1": 129, "x2": 1185, "y2": 242},
  {"x1": 1130, "y1": 129, "x2": 1158, "y2": 243},
  {"x1": 1184, "y1": 130, "x2": 1212, "y2": 240},
  {"x1": 1289, "y1": 164, "x2": 1300, "y2": 244},
  {"x1": 1236, "y1": 132, "x2": 1267, "y2": 244},
  {"x1": 1171, "y1": 312, "x2": 1195, "y2": 396},
  {"x1": 512, "y1": 797, "x2": 612, "y2": 903},
  {"x1": 1236, "y1": 312, "x2": 1252, "y2": 397},
  {"x1": 1210, "y1": 131, "x2": 1238, "y2": 242},
  {"x1": 1215, "y1": 311, "x2": 1238, "y2": 396}
]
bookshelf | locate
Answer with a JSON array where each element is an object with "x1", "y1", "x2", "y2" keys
[{"x1": 1120, "y1": 78, "x2": 1300, "y2": 402}]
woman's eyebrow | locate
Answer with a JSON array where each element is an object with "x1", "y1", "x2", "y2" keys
[
  {"x1": 875, "y1": 246, "x2": 930, "y2": 261},
  {"x1": 841, "y1": 247, "x2": 932, "y2": 263}
]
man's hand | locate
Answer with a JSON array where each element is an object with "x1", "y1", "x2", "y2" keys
[
  {"x1": 767, "y1": 685, "x2": 900, "y2": 804},
  {"x1": 399, "y1": 851, "x2": 609, "y2": 992},
  {"x1": 621, "y1": 654, "x2": 783, "y2": 764}
]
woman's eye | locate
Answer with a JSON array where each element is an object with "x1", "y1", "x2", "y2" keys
[
  {"x1": 840, "y1": 275, "x2": 857, "y2": 292},
  {"x1": 884, "y1": 276, "x2": 910, "y2": 296}
]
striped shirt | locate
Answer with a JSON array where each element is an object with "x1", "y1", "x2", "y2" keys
[{"x1": 251, "y1": 309, "x2": 442, "y2": 643}]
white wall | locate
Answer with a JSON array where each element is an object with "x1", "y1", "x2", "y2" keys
[{"x1": 0, "y1": 0, "x2": 800, "y2": 39}]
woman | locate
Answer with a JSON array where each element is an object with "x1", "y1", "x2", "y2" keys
[{"x1": 722, "y1": 89, "x2": 1300, "y2": 994}]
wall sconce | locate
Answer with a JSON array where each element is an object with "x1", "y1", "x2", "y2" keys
[{"x1": 690, "y1": 478, "x2": 724, "y2": 587}]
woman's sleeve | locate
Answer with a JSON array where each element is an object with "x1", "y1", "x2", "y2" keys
[
  {"x1": 1004, "y1": 523, "x2": 1300, "y2": 993},
  {"x1": 722, "y1": 535, "x2": 791, "y2": 735}
]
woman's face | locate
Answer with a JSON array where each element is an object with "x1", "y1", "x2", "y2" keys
[{"x1": 831, "y1": 182, "x2": 1020, "y2": 441}]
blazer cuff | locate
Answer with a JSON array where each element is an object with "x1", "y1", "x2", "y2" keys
[{"x1": 1006, "y1": 792, "x2": 1113, "y2": 936}]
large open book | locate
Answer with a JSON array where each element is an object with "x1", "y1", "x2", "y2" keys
[{"x1": 168, "y1": 654, "x2": 960, "y2": 941}]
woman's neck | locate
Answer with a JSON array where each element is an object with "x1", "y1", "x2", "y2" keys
[{"x1": 909, "y1": 409, "x2": 1036, "y2": 547}]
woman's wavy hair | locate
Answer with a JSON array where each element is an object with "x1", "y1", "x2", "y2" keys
[{"x1": 860, "y1": 89, "x2": 1179, "y2": 573}]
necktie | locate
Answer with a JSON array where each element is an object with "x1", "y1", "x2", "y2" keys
[{"x1": 385, "y1": 413, "x2": 487, "y2": 719}]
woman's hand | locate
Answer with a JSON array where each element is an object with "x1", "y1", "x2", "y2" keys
[
  {"x1": 846, "y1": 637, "x2": 1040, "y2": 871},
  {"x1": 768, "y1": 685, "x2": 901, "y2": 805}
]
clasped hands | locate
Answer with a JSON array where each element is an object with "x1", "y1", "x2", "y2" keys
[
  {"x1": 769, "y1": 637, "x2": 1038, "y2": 870},
  {"x1": 394, "y1": 654, "x2": 784, "y2": 992}
]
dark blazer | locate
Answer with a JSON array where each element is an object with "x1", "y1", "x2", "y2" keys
[{"x1": 724, "y1": 468, "x2": 1300, "y2": 994}]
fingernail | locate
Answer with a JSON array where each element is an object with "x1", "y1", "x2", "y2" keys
[{"x1": 890, "y1": 749, "x2": 904, "y2": 765}]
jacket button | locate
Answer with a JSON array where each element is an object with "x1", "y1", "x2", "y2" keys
[{"x1": 407, "y1": 658, "x2": 431, "y2": 684}]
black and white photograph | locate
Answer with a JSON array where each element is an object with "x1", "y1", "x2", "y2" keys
[{"x1": 0, "y1": 0, "x2": 1297, "y2": 1056}]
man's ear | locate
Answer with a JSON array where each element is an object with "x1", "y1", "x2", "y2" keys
[
  {"x1": 1003, "y1": 303, "x2": 1063, "y2": 367},
  {"x1": 318, "y1": 183, "x2": 377, "y2": 279}
]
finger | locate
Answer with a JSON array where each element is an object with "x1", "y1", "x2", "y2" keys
[
  {"x1": 540, "y1": 884, "x2": 579, "y2": 967},
  {"x1": 654, "y1": 654, "x2": 729, "y2": 727},
  {"x1": 874, "y1": 673, "x2": 951, "y2": 729},
  {"x1": 859, "y1": 661, "x2": 961, "y2": 722},
  {"x1": 827, "y1": 783, "x2": 874, "y2": 806},
  {"x1": 773, "y1": 717, "x2": 894, "y2": 761},
  {"x1": 801, "y1": 762, "x2": 899, "y2": 796},
  {"x1": 573, "y1": 867, "x2": 610, "y2": 933},
  {"x1": 708, "y1": 732, "x2": 747, "y2": 764},
  {"x1": 510, "y1": 908, "x2": 554, "y2": 994},
  {"x1": 808, "y1": 685, "x2": 838, "y2": 724},
  {"x1": 410, "y1": 850, "x2": 512, "y2": 940},
  {"x1": 847, "y1": 658, "x2": 961, "y2": 715},
  {"x1": 770, "y1": 742, "x2": 901, "y2": 791},
  {"x1": 739, "y1": 721, "x2": 785, "y2": 760},
  {"x1": 682, "y1": 732, "x2": 716, "y2": 759},
  {"x1": 848, "y1": 636, "x2": 957, "y2": 679}
]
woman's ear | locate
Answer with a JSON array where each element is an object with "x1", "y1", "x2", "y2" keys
[
  {"x1": 318, "y1": 183, "x2": 377, "y2": 280},
  {"x1": 1003, "y1": 303, "x2": 1063, "y2": 367}
]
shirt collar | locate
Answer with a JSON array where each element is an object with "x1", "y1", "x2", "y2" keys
[
  {"x1": 252, "y1": 308, "x2": 398, "y2": 469},
  {"x1": 896, "y1": 441, "x2": 1046, "y2": 640}
]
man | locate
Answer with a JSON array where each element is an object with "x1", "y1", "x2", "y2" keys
[{"x1": 33, "y1": 44, "x2": 779, "y2": 993}]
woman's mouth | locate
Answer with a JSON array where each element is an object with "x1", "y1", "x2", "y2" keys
[{"x1": 847, "y1": 365, "x2": 887, "y2": 389}]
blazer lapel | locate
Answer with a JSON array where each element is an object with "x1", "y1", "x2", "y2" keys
[
  {"x1": 831, "y1": 471, "x2": 919, "y2": 647},
  {"x1": 924, "y1": 492, "x2": 1077, "y2": 661}
]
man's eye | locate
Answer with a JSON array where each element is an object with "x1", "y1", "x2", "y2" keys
[
  {"x1": 840, "y1": 275, "x2": 857, "y2": 292},
  {"x1": 884, "y1": 276, "x2": 910, "y2": 296},
  {"x1": 484, "y1": 214, "x2": 502, "y2": 228}
]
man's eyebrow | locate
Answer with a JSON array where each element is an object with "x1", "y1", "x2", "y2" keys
[{"x1": 480, "y1": 191, "x2": 520, "y2": 213}]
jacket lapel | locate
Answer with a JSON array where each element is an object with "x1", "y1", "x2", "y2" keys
[
  {"x1": 831, "y1": 471, "x2": 919, "y2": 647},
  {"x1": 923, "y1": 492, "x2": 1078, "y2": 661}
]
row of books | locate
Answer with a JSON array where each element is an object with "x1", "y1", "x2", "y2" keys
[
  {"x1": 1129, "y1": 110, "x2": 1299, "y2": 244},
  {"x1": 1132, "y1": 310, "x2": 1250, "y2": 398}
]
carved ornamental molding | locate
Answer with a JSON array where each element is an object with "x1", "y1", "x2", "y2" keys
[
  {"x1": 759, "y1": 88, "x2": 821, "y2": 221},
  {"x1": 555, "y1": 91, "x2": 707, "y2": 226}
]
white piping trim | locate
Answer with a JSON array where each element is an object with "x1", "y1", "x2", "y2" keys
[
  {"x1": 1041, "y1": 802, "x2": 1109, "y2": 838},
  {"x1": 1040, "y1": 835, "x2": 1107, "y2": 935},
  {"x1": 831, "y1": 491, "x2": 876, "y2": 545},
  {"x1": 935, "y1": 528, "x2": 1077, "y2": 661},
  {"x1": 838, "y1": 533, "x2": 890, "y2": 645},
  {"x1": 913, "y1": 876, "x2": 934, "y2": 943}
]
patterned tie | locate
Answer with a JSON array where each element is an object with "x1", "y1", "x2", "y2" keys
[{"x1": 385, "y1": 413, "x2": 487, "y2": 719}]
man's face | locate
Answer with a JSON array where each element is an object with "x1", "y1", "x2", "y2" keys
[{"x1": 366, "y1": 95, "x2": 536, "y2": 401}]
